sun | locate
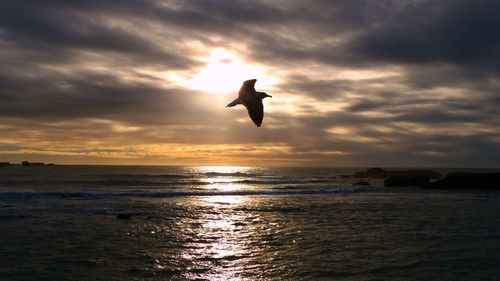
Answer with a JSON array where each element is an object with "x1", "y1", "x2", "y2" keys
[{"x1": 177, "y1": 48, "x2": 276, "y2": 94}]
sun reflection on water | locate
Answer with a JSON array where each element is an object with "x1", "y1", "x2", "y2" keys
[
  {"x1": 170, "y1": 166, "x2": 268, "y2": 279},
  {"x1": 196, "y1": 166, "x2": 252, "y2": 174},
  {"x1": 203, "y1": 195, "x2": 244, "y2": 205},
  {"x1": 179, "y1": 196, "x2": 252, "y2": 280},
  {"x1": 195, "y1": 166, "x2": 255, "y2": 192}
]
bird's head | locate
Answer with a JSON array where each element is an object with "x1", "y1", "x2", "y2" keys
[{"x1": 256, "y1": 92, "x2": 272, "y2": 99}]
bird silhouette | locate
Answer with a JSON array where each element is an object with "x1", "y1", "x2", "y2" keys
[{"x1": 226, "y1": 79, "x2": 272, "y2": 127}]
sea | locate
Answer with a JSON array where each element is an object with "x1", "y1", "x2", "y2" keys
[{"x1": 1, "y1": 165, "x2": 499, "y2": 281}]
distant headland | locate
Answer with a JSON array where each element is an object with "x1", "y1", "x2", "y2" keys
[{"x1": 0, "y1": 161, "x2": 57, "y2": 167}]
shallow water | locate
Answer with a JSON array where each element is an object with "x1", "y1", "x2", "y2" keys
[{"x1": 1, "y1": 166, "x2": 499, "y2": 280}]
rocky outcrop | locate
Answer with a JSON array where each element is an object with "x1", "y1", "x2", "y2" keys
[
  {"x1": 384, "y1": 172, "x2": 500, "y2": 189},
  {"x1": 0, "y1": 162, "x2": 10, "y2": 167},
  {"x1": 385, "y1": 176, "x2": 430, "y2": 187},
  {"x1": 353, "y1": 181, "x2": 371, "y2": 186},
  {"x1": 354, "y1": 168, "x2": 441, "y2": 179},
  {"x1": 432, "y1": 173, "x2": 500, "y2": 190},
  {"x1": 354, "y1": 168, "x2": 387, "y2": 178},
  {"x1": 22, "y1": 161, "x2": 46, "y2": 166}
]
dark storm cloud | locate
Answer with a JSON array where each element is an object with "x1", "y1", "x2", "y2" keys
[
  {"x1": 0, "y1": 0, "x2": 196, "y2": 68},
  {"x1": 3, "y1": 0, "x2": 500, "y2": 70},
  {"x1": 234, "y1": 0, "x2": 500, "y2": 73},
  {"x1": 348, "y1": 0, "x2": 500, "y2": 71},
  {"x1": 0, "y1": 0, "x2": 386, "y2": 68}
]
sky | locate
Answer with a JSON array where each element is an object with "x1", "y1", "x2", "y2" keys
[{"x1": 0, "y1": 0, "x2": 499, "y2": 167}]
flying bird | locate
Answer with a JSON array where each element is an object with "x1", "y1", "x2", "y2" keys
[{"x1": 226, "y1": 79, "x2": 272, "y2": 127}]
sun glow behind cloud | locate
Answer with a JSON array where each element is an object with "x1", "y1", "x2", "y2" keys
[{"x1": 174, "y1": 48, "x2": 277, "y2": 94}]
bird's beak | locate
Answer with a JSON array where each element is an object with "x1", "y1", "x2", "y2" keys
[{"x1": 268, "y1": 95, "x2": 272, "y2": 98}]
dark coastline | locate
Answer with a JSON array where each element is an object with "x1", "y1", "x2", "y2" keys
[{"x1": 353, "y1": 167, "x2": 500, "y2": 190}]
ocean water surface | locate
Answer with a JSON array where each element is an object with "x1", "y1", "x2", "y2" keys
[{"x1": 1, "y1": 166, "x2": 499, "y2": 280}]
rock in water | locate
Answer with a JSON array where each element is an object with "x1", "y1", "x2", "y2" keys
[
  {"x1": 116, "y1": 214, "x2": 132, "y2": 220},
  {"x1": 354, "y1": 168, "x2": 388, "y2": 178},
  {"x1": 432, "y1": 173, "x2": 500, "y2": 189},
  {"x1": 353, "y1": 181, "x2": 371, "y2": 186},
  {"x1": 385, "y1": 176, "x2": 430, "y2": 187}
]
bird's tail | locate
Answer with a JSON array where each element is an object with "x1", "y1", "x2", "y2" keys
[{"x1": 226, "y1": 98, "x2": 241, "y2": 107}]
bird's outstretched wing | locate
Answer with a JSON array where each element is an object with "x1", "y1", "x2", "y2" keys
[
  {"x1": 226, "y1": 98, "x2": 241, "y2": 107},
  {"x1": 239, "y1": 79, "x2": 257, "y2": 98},
  {"x1": 244, "y1": 99, "x2": 264, "y2": 127}
]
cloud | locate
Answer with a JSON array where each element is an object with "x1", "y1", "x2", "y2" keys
[
  {"x1": 0, "y1": 0, "x2": 498, "y2": 166},
  {"x1": 348, "y1": 0, "x2": 500, "y2": 70}
]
